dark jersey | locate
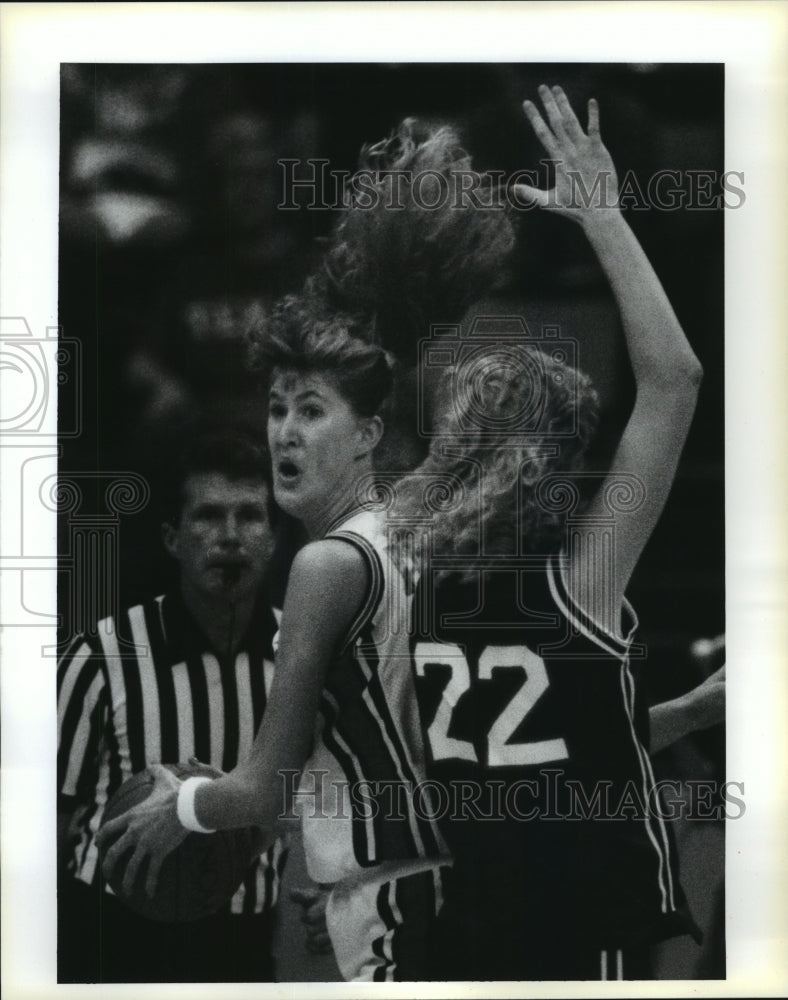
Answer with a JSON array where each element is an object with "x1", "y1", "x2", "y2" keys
[{"x1": 411, "y1": 554, "x2": 698, "y2": 963}]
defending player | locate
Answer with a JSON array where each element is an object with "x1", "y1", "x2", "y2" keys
[{"x1": 394, "y1": 86, "x2": 706, "y2": 979}]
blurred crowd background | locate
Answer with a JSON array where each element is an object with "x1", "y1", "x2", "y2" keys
[{"x1": 57, "y1": 62, "x2": 725, "y2": 978}]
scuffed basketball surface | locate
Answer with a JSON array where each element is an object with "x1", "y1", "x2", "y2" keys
[{"x1": 100, "y1": 762, "x2": 264, "y2": 923}]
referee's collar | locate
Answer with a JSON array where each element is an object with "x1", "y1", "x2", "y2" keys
[{"x1": 158, "y1": 588, "x2": 275, "y2": 665}]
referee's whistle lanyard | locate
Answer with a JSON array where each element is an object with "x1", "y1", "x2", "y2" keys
[{"x1": 223, "y1": 601, "x2": 237, "y2": 672}]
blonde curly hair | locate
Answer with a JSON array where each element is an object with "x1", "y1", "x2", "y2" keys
[
  {"x1": 311, "y1": 118, "x2": 517, "y2": 365},
  {"x1": 391, "y1": 344, "x2": 599, "y2": 582}
]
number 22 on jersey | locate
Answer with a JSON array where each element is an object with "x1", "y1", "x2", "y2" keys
[{"x1": 413, "y1": 643, "x2": 569, "y2": 767}]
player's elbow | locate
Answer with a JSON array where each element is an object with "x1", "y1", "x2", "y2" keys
[
  {"x1": 666, "y1": 354, "x2": 703, "y2": 410},
  {"x1": 681, "y1": 353, "x2": 704, "y2": 392},
  {"x1": 636, "y1": 355, "x2": 702, "y2": 433},
  {"x1": 643, "y1": 350, "x2": 703, "y2": 401},
  {"x1": 675, "y1": 355, "x2": 703, "y2": 411},
  {"x1": 664, "y1": 344, "x2": 703, "y2": 394}
]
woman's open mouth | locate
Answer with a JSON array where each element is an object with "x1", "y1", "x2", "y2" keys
[{"x1": 277, "y1": 459, "x2": 301, "y2": 485}]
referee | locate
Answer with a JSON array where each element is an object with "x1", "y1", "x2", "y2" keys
[{"x1": 57, "y1": 430, "x2": 288, "y2": 983}]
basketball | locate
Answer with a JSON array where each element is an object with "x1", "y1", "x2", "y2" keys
[{"x1": 100, "y1": 762, "x2": 264, "y2": 923}]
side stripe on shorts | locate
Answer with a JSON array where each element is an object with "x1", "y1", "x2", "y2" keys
[{"x1": 600, "y1": 949, "x2": 624, "y2": 980}]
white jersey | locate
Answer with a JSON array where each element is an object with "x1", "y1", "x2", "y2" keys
[{"x1": 296, "y1": 508, "x2": 450, "y2": 980}]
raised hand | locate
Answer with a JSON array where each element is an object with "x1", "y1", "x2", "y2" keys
[
  {"x1": 97, "y1": 764, "x2": 189, "y2": 898},
  {"x1": 515, "y1": 84, "x2": 618, "y2": 224}
]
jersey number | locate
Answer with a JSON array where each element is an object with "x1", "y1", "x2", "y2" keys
[{"x1": 413, "y1": 643, "x2": 569, "y2": 767}]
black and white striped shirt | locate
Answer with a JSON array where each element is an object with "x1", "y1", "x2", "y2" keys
[{"x1": 57, "y1": 591, "x2": 287, "y2": 916}]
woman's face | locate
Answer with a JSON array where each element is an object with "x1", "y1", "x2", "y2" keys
[{"x1": 267, "y1": 369, "x2": 379, "y2": 528}]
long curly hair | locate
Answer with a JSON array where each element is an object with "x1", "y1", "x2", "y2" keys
[
  {"x1": 391, "y1": 344, "x2": 599, "y2": 582},
  {"x1": 310, "y1": 118, "x2": 517, "y2": 365}
]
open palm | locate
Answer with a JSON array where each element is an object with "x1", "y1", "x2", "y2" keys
[{"x1": 515, "y1": 85, "x2": 619, "y2": 222}]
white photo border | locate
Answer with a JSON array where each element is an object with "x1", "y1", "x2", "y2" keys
[{"x1": 1, "y1": 3, "x2": 787, "y2": 998}]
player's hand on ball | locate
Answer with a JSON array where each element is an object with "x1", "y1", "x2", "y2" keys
[
  {"x1": 187, "y1": 756, "x2": 225, "y2": 779},
  {"x1": 291, "y1": 885, "x2": 333, "y2": 955},
  {"x1": 98, "y1": 763, "x2": 188, "y2": 898},
  {"x1": 515, "y1": 85, "x2": 619, "y2": 224},
  {"x1": 96, "y1": 763, "x2": 261, "y2": 923}
]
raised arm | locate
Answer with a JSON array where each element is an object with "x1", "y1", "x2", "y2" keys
[
  {"x1": 516, "y1": 86, "x2": 702, "y2": 631},
  {"x1": 99, "y1": 539, "x2": 369, "y2": 897}
]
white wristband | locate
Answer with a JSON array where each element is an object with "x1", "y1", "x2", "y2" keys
[{"x1": 176, "y1": 776, "x2": 215, "y2": 834}]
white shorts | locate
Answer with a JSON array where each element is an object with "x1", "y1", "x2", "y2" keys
[{"x1": 326, "y1": 858, "x2": 452, "y2": 982}]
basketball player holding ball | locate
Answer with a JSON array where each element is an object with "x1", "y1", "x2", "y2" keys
[{"x1": 99, "y1": 320, "x2": 452, "y2": 982}]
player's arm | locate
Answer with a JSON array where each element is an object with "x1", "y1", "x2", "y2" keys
[
  {"x1": 99, "y1": 539, "x2": 369, "y2": 897},
  {"x1": 194, "y1": 538, "x2": 368, "y2": 830},
  {"x1": 649, "y1": 664, "x2": 725, "y2": 754},
  {"x1": 516, "y1": 86, "x2": 702, "y2": 632}
]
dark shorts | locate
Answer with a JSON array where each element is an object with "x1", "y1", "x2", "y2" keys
[{"x1": 427, "y1": 900, "x2": 654, "y2": 981}]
